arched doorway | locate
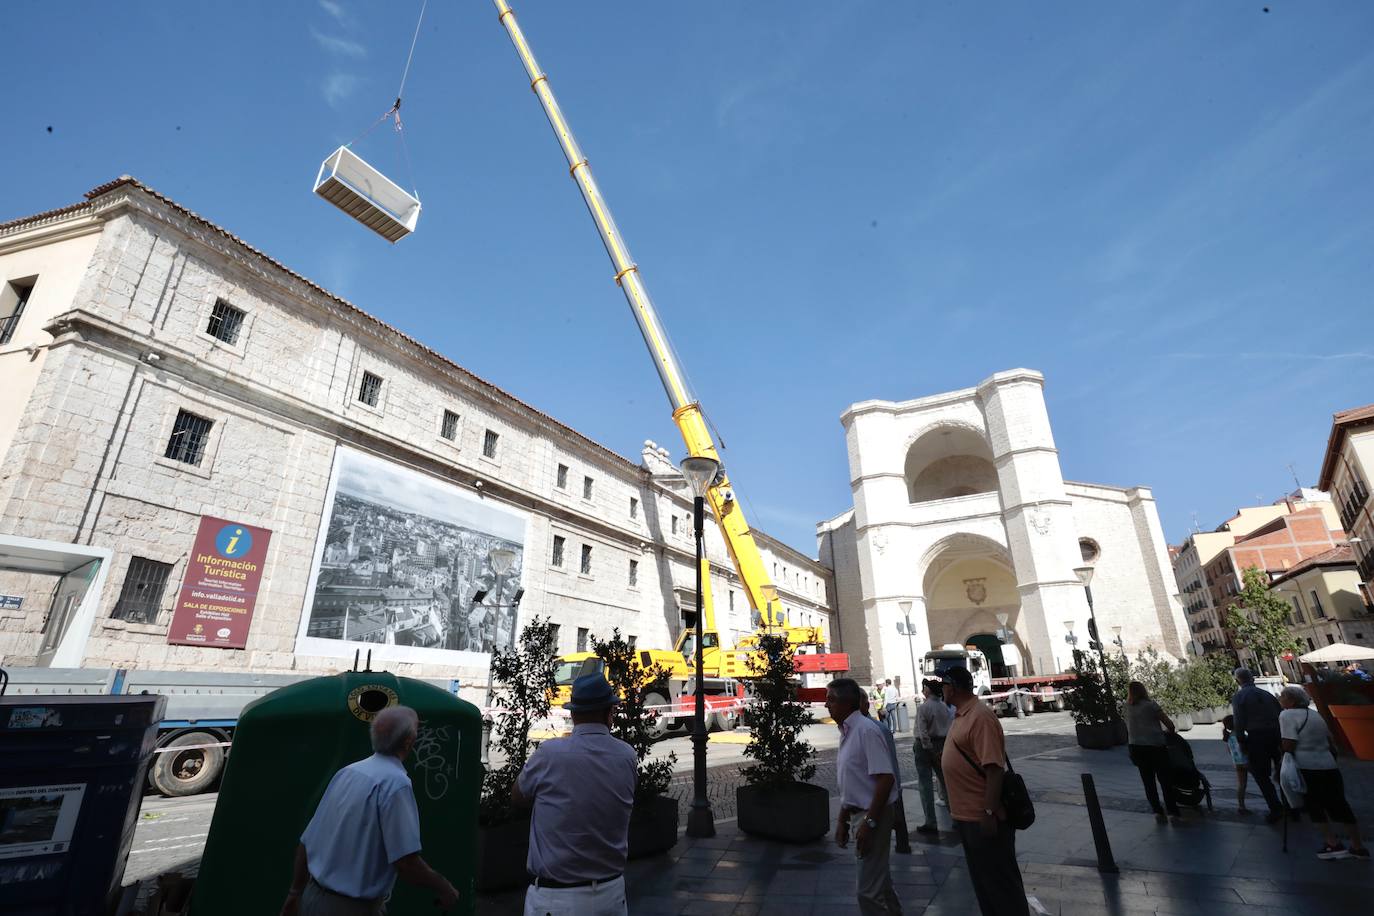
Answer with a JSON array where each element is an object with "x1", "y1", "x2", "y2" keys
[
  {"x1": 965, "y1": 633, "x2": 1007, "y2": 678},
  {"x1": 919, "y1": 533, "x2": 1030, "y2": 676}
]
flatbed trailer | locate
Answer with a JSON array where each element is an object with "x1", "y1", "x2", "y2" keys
[{"x1": 988, "y1": 672, "x2": 1075, "y2": 716}]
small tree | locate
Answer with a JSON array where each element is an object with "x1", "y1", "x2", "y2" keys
[
  {"x1": 741, "y1": 634, "x2": 816, "y2": 787},
  {"x1": 591, "y1": 629, "x2": 676, "y2": 805},
  {"x1": 1225, "y1": 566, "x2": 1300, "y2": 675},
  {"x1": 1104, "y1": 650, "x2": 1131, "y2": 717},
  {"x1": 480, "y1": 615, "x2": 559, "y2": 825},
  {"x1": 1204, "y1": 651, "x2": 1239, "y2": 708},
  {"x1": 1132, "y1": 647, "x2": 1183, "y2": 714},
  {"x1": 1066, "y1": 649, "x2": 1114, "y2": 726}
]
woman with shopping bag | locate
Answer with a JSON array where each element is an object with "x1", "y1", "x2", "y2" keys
[{"x1": 1278, "y1": 685, "x2": 1368, "y2": 860}]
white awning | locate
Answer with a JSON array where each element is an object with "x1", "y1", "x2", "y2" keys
[{"x1": 1299, "y1": 642, "x2": 1374, "y2": 663}]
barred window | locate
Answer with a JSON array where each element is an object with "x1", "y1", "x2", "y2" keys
[
  {"x1": 552, "y1": 535, "x2": 565, "y2": 567},
  {"x1": 164, "y1": 409, "x2": 213, "y2": 466},
  {"x1": 0, "y1": 278, "x2": 35, "y2": 346},
  {"x1": 556, "y1": 464, "x2": 569, "y2": 489},
  {"x1": 629, "y1": 558, "x2": 639, "y2": 586},
  {"x1": 580, "y1": 544, "x2": 593, "y2": 575},
  {"x1": 583, "y1": 476, "x2": 594, "y2": 500},
  {"x1": 630, "y1": 497, "x2": 639, "y2": 519},
  {"x1": 112, "y1": 557, "x2": 174, "y2": 624},
  {"x1": 628, "y1": 634, "x2": 637, "y2": 649},
  {"x1": 440, "y1": 409, "x2": 460, "y2": 441},
  {"x1": 576, "y1": 627, "x2": 589, "y2": 652},
  {"x1": 205, "y1": 299, "x2": 246, "y2": 345},
  {"x1": 358, "y1": 371, "x2": 383, "y2": 407},
  {"x1": 483, "y1": 429, "x2": 499, "y2": 459}
]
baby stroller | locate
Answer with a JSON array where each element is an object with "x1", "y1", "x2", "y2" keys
[{"x1": 1165, "y1": 732, "x2": 1213, "y2": 812}]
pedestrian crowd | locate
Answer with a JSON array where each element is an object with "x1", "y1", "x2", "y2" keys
[{"x1": 278, "y1": 661, "x2": 1365, "y2": 916}]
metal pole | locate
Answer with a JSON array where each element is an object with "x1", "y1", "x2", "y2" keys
[
  {"x1": 903, "y1": 613, "x2": 918, "y2": 706},
  {"x1": 1081, "y1": 773, "x2": 1118, "y2": 873},
  {"x1": 686, "y1": 495, "x2": 715, "y2": 837},
  {"x1": 1085, "y1": 586, "x2": 1116, "y2": 719},
  {"x1": 480, "y1": 570, "x2": 506, "y2": 768}
]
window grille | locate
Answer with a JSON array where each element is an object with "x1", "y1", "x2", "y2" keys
[
  {"x1": 583, "y1": 476, "x2": 594, "y2": 500},
  {"x1": 0, "y1": 280, "x2": 34, "y2": 345},
  {"x1": 552, "y1": 535, "x2": 565, "y2": 567},
  {"x1": 629, "y1": 559, "x2": 639, "y2": 586},
  {"x1": 440, "y1": 409, "x2": 459, "y2": 441},
  {"x1": 556, "y1": 464, "x2": 568, "y2": 488},
  {"x1": 630, "y1": 497, "x2": 639, "y2": 519},
  {"x1": 576, "y1": 627, "x2": 589, "y2": 652},
  {"x1": 206, "y1": 299, "x2": 246, "y2": 345},
  {"x1": 164, "y1": 409, "x2": 213, "y2": 465},
  {"x1": 358, "y1": 371, "x2": 383, "y2": 407},
  {"x1": 580, "y1": 544, "x2": 593, "y2": 575},
  {"x1": 483, "y1": 430, "x2": 499, "y2": 458},
  {"x1": 112, "y1": 557, "x2": 174, "y2": 624}
]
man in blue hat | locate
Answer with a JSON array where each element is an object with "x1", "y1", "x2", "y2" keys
[{"x1": 513, "y1": 671, "x2": 637, "y2": 915}]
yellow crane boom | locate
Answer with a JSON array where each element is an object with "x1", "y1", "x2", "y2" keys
[{"x1": 493, "y1": 1, "x2": 789, "y2": 630}]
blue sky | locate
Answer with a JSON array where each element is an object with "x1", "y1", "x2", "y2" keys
[{"x1": 5, "y1": 1, "x2": 1371, "y2": 555}]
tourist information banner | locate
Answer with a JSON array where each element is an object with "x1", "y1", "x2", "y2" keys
[{"x1": 167, "y1": 515, "x2": 274, "y2": 649}]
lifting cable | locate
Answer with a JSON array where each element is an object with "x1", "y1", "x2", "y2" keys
[{"x1": 343, "y1": 0, "x2": 428, "y2": 196}]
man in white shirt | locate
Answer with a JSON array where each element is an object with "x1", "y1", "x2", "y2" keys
[
  {"x1": 828, "y1": 677, "x2": 902, "y2": 916},
  {"x1": 282, "y1": 706, "x2": 459, "y2": 915},
  {"x1": 914, "y1": 678, "x2": 952, "y2": 834},
  {"x1": 881, "y1": 679, "x2": 899, "y2": 734},
  {"x1": 513, "y1": 672, "x2": 638, "y2": 915}
]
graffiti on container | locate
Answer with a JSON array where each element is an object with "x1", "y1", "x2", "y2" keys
[{"x1": 412, "y1": 720, "x2": 460, "y2": 801}]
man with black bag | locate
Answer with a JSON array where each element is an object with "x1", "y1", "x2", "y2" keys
[{"x1": 941, "y1": 666, "x2": 1030, "y2": 916}]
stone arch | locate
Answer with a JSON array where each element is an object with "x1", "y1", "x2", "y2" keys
[
  {"x1": 918, "y1": 532, "x2": 1027, "y2": 677},
  {"x1": 903, "y1": 424, "x2": 998, "y2": 503}
]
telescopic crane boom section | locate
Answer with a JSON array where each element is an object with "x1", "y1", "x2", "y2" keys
[{"x1": 493, "y1": 1, "x2": 791, "y2": 629}]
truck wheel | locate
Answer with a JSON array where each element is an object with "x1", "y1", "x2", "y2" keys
[
  {"x1": 644, "y1": 693, "x2": 670, "y2": 741},
  {"x1": 1052, "y1": 696, "x2": 1066, "y2": 712},
  {"x1": 710, "y1": 708, "x2": 738, "y2": 732},
  {"x1": 150, "y1": 731, "x2": 224, "y2": 797}
]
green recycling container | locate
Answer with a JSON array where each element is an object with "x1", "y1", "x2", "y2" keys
[{"x1": 188, "y1": 671, "x2": 480, "y2": 916}]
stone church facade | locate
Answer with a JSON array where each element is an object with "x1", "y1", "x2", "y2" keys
[{"x1": 818, "y1": 369, "x2": 1188, "y2": 687}]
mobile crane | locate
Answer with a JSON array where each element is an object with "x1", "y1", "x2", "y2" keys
[{"x1": 490, "y1": 2, "x2": 847, "y2": 715}]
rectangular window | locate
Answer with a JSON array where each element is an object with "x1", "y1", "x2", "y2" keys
[
  {"x1": 1311, "y1": 590, "x2": 1326, "y2": 618},
  {"x1": 580, "y1": 544, "x2": 593, "y2": 575},
  {"x1": 729, "y1": 591, "x2": 735, "y2": 612},
  {"x1": 1290, "y1": 597, "x2": 1305, "y2": 624},
  {"x1": 358, "y1": 371, "x2": 382, "y2": 407},
  {"x1": 628, "y1": 634, "x2": 637, "y2": 649},
  {"x1": 440, "y1": 409, "x2": 460, "y2": 441},
  {"x1": 556, "y1": 464, "x2": 569, "y2": 489},
  {"x1": 483, "y1": 429, "x2": 499, "y2": 459},
  {"x1": 0, "y1": 278, "x2": 35, "y2": 345},
  {"x1": 583, "y1": 476, "x2": 594, "y2": 500},
  {"x1": 549, "y1": 623, "x2": 561, "y2": 650},
  {"x1": 671, "y1": 516, "x2": 679, "y2": 536},
  {"x1": 630, "y1": 497, "x2": 639, "y2": 519},
  {"x1": 551, "y1": 535, "x2": 565, "y2": 567},
  {"x1": 1327, "y1": 633, "x2": 1336, "y2": 645},
  {"x1": 205, "y1": 298, "x2": 246, "y2": 345},
  {"x1": 163, "y1": 409, "x2": 213, "y2": 466},
  {"x1": 576, "y1": 627, "x2": 589, "y2": 652},
  {"x1": 629, "y1": 559, "x2": 639, "y2": 586},
  {"x1": 112, "y1": 557, "x2": 174, "y2": 624}
]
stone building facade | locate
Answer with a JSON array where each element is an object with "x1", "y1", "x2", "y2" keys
[
  {"x1": 0, "y1": 178, "x2": 832, "y2": 701},
  {"x1": 817, "y1": 369, "x2": 1188, "y2": 688}
]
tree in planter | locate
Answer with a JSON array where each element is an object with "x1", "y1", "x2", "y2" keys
[
  {"x1": 1104, "y1": 650, "x2": 1131, "y2": 718},
  {"x1": 1204, "y1": 651, "x2": 1240, "y2": 709},
  {"x1": 479, "y1": 615, "x2": 559, "y2": 826},
  {"x1": 1066, "y1": 649, "x2": 1114, "y2": 726},
  {"x1": 741, "y1": 634, "x2": 817, "y2": 787},
  {"x1": 590, "y1": 629, "x2": 676, "y2": 804},
  {"x1": 1225, "y1": 566, "x2": 1300, "y2": 675},
  {"x1": 1131, "y1": 647, "x2": 1183, "y2": 715}
]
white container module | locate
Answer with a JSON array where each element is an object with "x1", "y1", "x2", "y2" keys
[{"x1": 314, "y1": 146, "x2": 421, "y2": 242}]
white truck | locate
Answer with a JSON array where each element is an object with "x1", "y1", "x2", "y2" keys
[{"x1": 921, "y1": 644, "x2": 994, "y2": 695}]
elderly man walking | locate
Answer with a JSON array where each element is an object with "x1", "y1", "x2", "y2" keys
[
  {"x1": 514, "y1": 673, "x2": 637, "y2": 916},
  {"x1": 941, "y1": 666, "x2": 1027, "y2": 916},
  {"x1": 828, "y1": 677, "x2": 902, "y2": 915},
  {"x1": 281, "y1": 705, "x2": 459, "y2": 916},
  {"x1": 1231, "y1": 667, "x2": 1284, "y2": 822}
]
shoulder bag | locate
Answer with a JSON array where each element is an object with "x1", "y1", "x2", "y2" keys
[{"x1": 954, "y1": 736, "x2": 1035, "y2": 830}]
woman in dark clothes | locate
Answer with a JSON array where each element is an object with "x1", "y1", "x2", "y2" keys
[{"x1": 1124, "y1": 680, "x2": 1180, "y2": 823}]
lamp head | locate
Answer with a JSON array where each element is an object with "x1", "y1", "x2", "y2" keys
[
  {"x1": 995, "y1": 612, "x2": 1009, "y2": 627},
  {"x1": 1073, "y1": 564, "x2": 1095, "y2": 588},
  {"x1": 679, "y1": 455, "x2": 721, "y2": 499},
  {"x1": 489, "y1": 548, "x2": 517, "y2": 576},
  {"x1": 898, "y1": 599, "x2": 912, "y2": 616}
]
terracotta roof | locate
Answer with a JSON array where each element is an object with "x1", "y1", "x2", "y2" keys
[
  {"x1": 1, "y1": 176, "x2": 641, "y2": 475},
  {"x1": 1268, "y1": 544, "x2": 1356, "y2": 585},
  {"x1": 1319, "y1": 403, "x2": 1374, "y2": 489}
]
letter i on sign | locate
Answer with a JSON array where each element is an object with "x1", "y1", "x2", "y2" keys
[{"x1": 225, "y1": 529, "x2": 242, "y2": 555}]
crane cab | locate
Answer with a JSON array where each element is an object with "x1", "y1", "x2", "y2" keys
[{"x1": 313, "y1": 146, "x2": 421, "y2": 242}]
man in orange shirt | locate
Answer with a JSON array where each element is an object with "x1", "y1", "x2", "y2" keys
[{"x1": 941, "y1": 666, "x2": 1027, "y2": 916}]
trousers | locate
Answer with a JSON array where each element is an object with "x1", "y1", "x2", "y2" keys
[
  {"x1": 300, "y1": 880, "x2": 385, "y2": 916},
  {"x1": 913, "y1": 738, "x2": 948, "y2": 826},
  {"x1": 849, "y1": 805, "x2": 902, "y2": 915},
  {"x1": 523, "y1": 875, "x2": 626, "y2": 916},
  {"x1": 955, "y1": 819, "x2": 1028, "y2": 916},
  {"x1": 1244, "y1": 728, "x2": 1283, "y2": 813},
  {"x1": 1128, "y1": 744, "x2": 1180, "y2": 816}
]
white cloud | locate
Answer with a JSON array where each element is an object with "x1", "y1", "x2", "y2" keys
[
  {"x1": 318, "y1": 0, "x2": 348, "y2": 25},
  {"x1": 312, "y1": 28, "x2": 366, "y2": 59},
  {"x1": 322, "y1": 72, "x2": 360, "y2": 108}
]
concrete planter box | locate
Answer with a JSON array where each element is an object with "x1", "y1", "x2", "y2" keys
[
  {"x1": 1193, "y1": 707, "x2": 1217, "y2": 726},
  {"x1": 736, "y1": 783, "x2": 830, "y2": 843},
  {"x1": 627, "y1": 795, "x2": 679, "y2": 859},
  {"x1": 475, "y1": 814, "x2": 530, "y2": 892},
  {"x1": 1075, "y1": 723, "x2": 1116, "y2": 750},
  {"x1": 1174, "y1": 712, "x2": 1194, "y2": 732}
]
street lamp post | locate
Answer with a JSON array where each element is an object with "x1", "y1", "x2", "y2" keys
[
  {"x1": 480, "y1": 547, "x2": 520, "y2": 767},
  {"x1": 899, "y1": 600, "x2": 918, "y2": 696},
  {"x1": 681, "y1": 455, "x2": 720, "y2": 838},
  {"x1": 1073, "y1": 564, "x2": 1116, "y2": 711}
]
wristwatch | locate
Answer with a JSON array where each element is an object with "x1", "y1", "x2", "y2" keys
[{"x1": 864, "y1": 817, "x2": 879, "y2": 829}]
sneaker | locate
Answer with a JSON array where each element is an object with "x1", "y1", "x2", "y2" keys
[
  {"x1": 1318, "y1": 844, "x2": 1351, "y2": 860},
  {"x1": 916, "y1": 824, "x2": 939, "y2": 835},
  {"x1": 1349, "y1": 847, "x2": 1370, "y2": 860},
  {"x1": 935, "y1": 796, "x2": 947, "y2": 808}
]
